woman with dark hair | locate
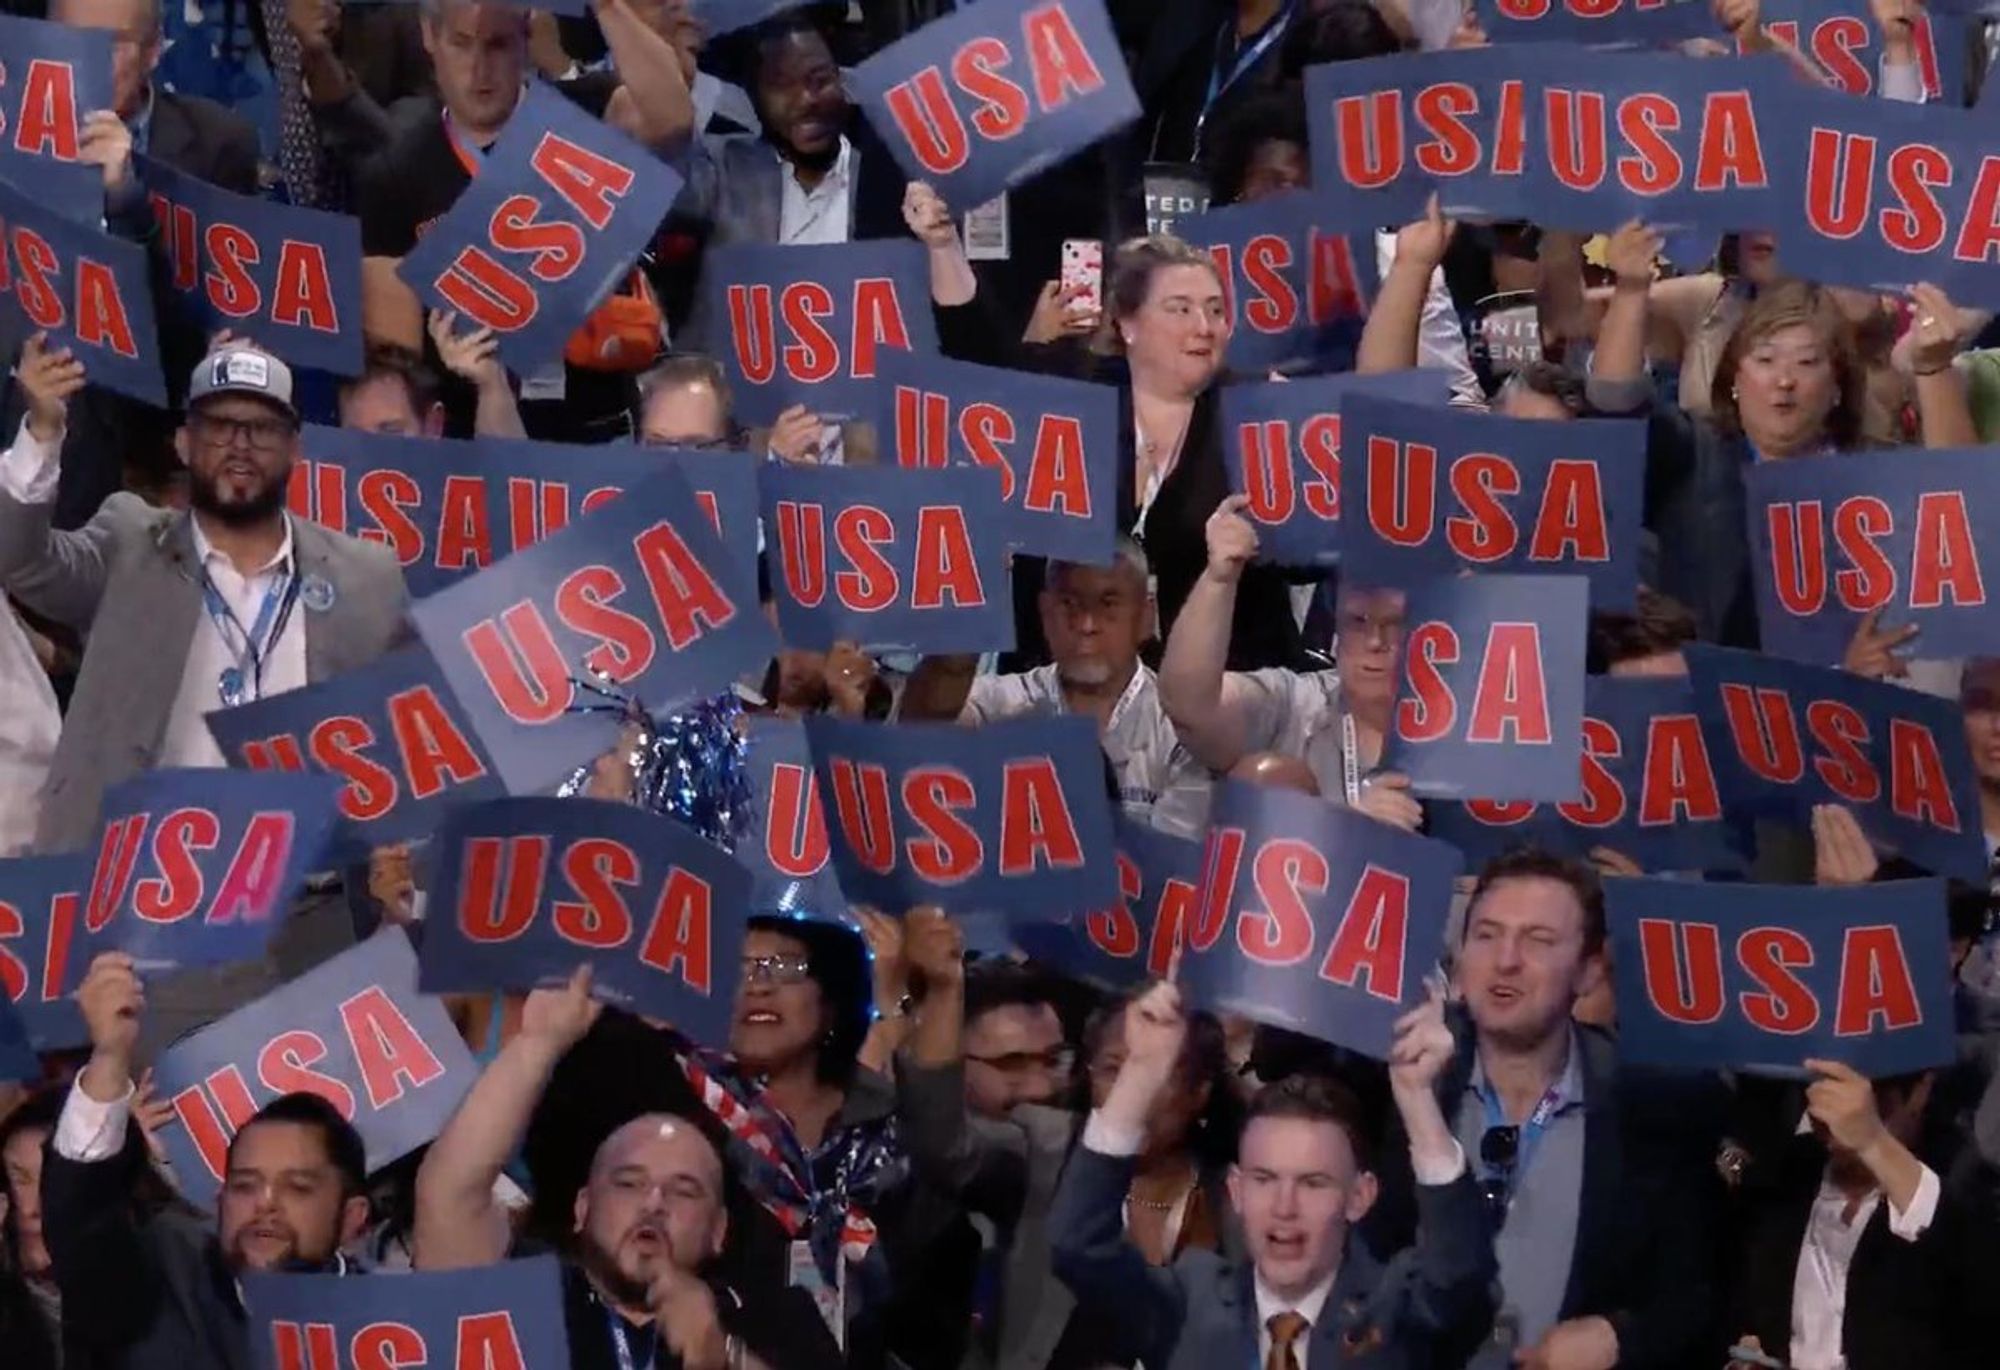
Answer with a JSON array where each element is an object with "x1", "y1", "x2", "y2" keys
[{"x1": 1, "y1": 1089, "x2": 65, "y2": 1370}]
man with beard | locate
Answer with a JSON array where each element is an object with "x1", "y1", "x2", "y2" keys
[
  {"x1": 40, "y1": 953, "x2": 372, "y2": 1370},
  {"x1": 415, "y1": 965, "x2": 842, "y2": 1370},
  {"x1": 904, "y1": 538, "x2": 1212, "y2": 838}
]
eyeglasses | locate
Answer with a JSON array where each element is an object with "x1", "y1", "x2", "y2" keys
[
  {"x1": 967, "y1": 1046, "x2": 1075, "y2": 1077},
  {"x1": 194, "y1": 412, "x2": 294, "y2": 452},
  {"x1": 643, "y1": 434, "x2": 736, "y2": 451},
  {"x1": 1478, "y1": 1125, "x2": 1519, "y2": 1222},
  {"x1": 741, "y1": 953, "x2": 813, "y2": 986}
]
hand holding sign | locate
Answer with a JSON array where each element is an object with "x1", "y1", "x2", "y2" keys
[
  {"x1": 519, "y1": 962, "x2": 603, "y2": 1056},
  {"x1": 1804, "y1": 1058, "x2": 1895, "y2": 1154},
  {"x1": 1811, "y1": 804, "x2": 1881, "y2": 887},
  {"x1": 76, "y1": 951, "x2": 145, "y2": 1084},
  {"x1": 904, "y1": 905, "x2": 966, "y2": 993},
  {"x1": 1841, "y1": 608, "x2": 1920, "y2": 682},
  {"x1": 17, "y1": 334, "x2": 84, "y2": 445},
  {"x1": 77, "y1": 109, "x2": 134, "y2": 192}
]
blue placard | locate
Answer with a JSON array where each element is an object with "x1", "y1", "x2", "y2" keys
[
  {"x1": 0, "y1": 851, "x2": 89, "y2": 1052},
  {"x1": 850, "y1": 0, "x2": 1141, "y2": 211},
  {"x1": 1746, "y1": 445, "x2": 2000, "y2": 668},
  {"x1": 1219, "y1": 368, "x2": 1455, "y2": 569},
  {"x1": 740, "y1": 716, "x2": 849, "y2": 920},
  {"x1": 206, "y1": 645, "x2": 505, "y2": 850},
  {"x1": 688, "y1": 0, "x2": 806, "y2": 39},
  {"x1": 139, "y1": 156, "x2": 363, "y2": 376},
  {"x1": 706, "y1": 238, "x2": 940, "y2": 426},
  {"x1": 420, "y1": 797, "x2": 752, "y2": 1048},
  {"x1": 803, "y1": 714, "x2": 1120, "y2": 918},
  {"x1": 398, "y1": 82, "x2": 684, "y2": 372},
  {"x1": 246, "y1": 1256, "x2": 572, "y2": 1370},
  {"x1": 0, "y1": 995, "x2": 33, "y2": 1082},
  {"x1": 1479, "y1": 0, "x2": 1717, "y2": 45},
  {"x1": 1337, "y1": 393, "x2": 1645, "y2": 608},
  {"x1": 1304, "y1": 46, "x2": 1785, "y2": 234},
  {"x1": 409, "y1": 465, "x2": 775, "y2": 796},
  {"x1": 874, "y1": 350, "x2": 1119, "y2": 565},
  {"x1": 1428, "y1": 676, "x2": 1749, "y2": 874},
  {"x1": 1609, "y1": 876, "x2": 1955, "y2": 1076},
  {"x1": 1176, "y1": 190, "x2": 1382, "y2": 375},
  {"x1": 0, "y1": 16, "x2": 114, "y2": 224},
  {"x1": 1383, "y1": 574, "x2": 1590, "y2": 802},
  {"x1": 0, "y1": 173, "x2": 165, "y2": 405},
  {"x1": 1753, "y1": 0, "x2": 1964, "y2": 104},
  {"x1": 291, "y1": 427, "x2": 761, "y2": 605},
  {"x1": 1012, "y1": 818, "x2": 1201, "y2": 990},
  {"x1": 1685, "y1": 643, "x2": 1986, "y2": 883},
  {"x1": 1179, "y1": 780, "x2": 1462, "y2": 1059},
  {"x1": 151, "y1": 930, "x2": 477, "y2": 1206},
  {"x1": 79, "y1": 769, "x2": 341, "y2": 977},
  {"x1": 761, "y1": 461, "x2": 1014, "y2": 655}
]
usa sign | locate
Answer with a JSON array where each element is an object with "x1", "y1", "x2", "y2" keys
[
  {"x1": 1177, "y1": 189, "x2": 1380, "y2": 375},
  {"x1": 1751, "y1": 0, "x2": 1962, "y2": 104},
  {"x1": 399, "y1": 81, "x2": 684, "y2": 371},
  {"x1": 850, "y1": 0, "x2": 1141, "y2": 211},
  {"x1": 246, "y1": 1254, "x2": 570, "y2": 1370},
  {"x1": 0, "y1": 173, "x2": 165, "y2": 405},
  {"x1": 874, "y1": 349, "x2": 1119, "y2": 564},
  {"x1": 1685, "y1": 643, "x2": 1986, "y2": 883},
  {"x1": 1337, "y1": 392, "x2": 1646, "y2": 608},
  {"x1": 409, "y1": 464, "x2": 774, "y2": 795},
  {"x1": 1382, "y1": 574, "x2": 1590, "y2": 802},
  {"x1": 151, "y1": 929, "x2": 476, "y2": 1207},
  {"x1": 1012, "y1": 817, "x2": 1201, "y2": 991},
  {"x1": 0, "y1": 850, "x2": 90, "y2": 1051},
  {"x1": 0, "y1": 15, "x2": 114, "y2": 224},
  {"x1": 1427, "y1": 675, "x2": 1748, "y2": 874},
  {"x1": 1768, "y1": 88, "x2": 2000, "y2": 308},
  {"x1": 1181, "y1": 780, "x2": 1462, "y2": 1059},
  {"x1": 80, "y1": 768, "x2": 342, "y2": 977},
  {"x1": 140, "y1": 156, "x2": 363, "y2": 376},
  {"x1": 421, "y1": 796, "x2": 751, "y2": 1048},
  {"x1": 708, "y1": 238, "x2": 939, "y2": 425},
  {"x1": 1747, "y1": 444, "x2": 2000, "y2": 668},
  {"x1": 207, "y1": 645, "x2": 504, "y2": 850},
  {"x1": 1609, "y1": 876, "x2": 1955, "y2": 1077},
  {"x1": 739, "y1": 716, "x2": 848, "y2": 920},
  {"x1": 761, "y1": 461, "x2": 1014, "y2": 655},
  {"x1": 1479, "y1": 0, "x2": 1717, "y2": 46},
  {"x1": 804, "y1": 714, "x2": 1120, "y2": 919}
]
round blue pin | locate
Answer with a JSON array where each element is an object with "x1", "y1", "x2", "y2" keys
[{"x1": 300, "y1": 574, "x2": 337, "y2": 613}]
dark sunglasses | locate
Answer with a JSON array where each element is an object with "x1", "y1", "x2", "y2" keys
[{"x1": 1477, "y1": 1124, "x2": 1520, "y2": 1222}]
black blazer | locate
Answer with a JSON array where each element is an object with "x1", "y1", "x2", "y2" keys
[
  {"x1": 1730, "y1": 1133, "x2": 2000, "y2": 1370},
  {"x1": 147, "y1": 91, "x2": 261, "y2": 196},
  {"x1": 1366, "y1": 1013, "x2": 1729, "y2": 1370}
]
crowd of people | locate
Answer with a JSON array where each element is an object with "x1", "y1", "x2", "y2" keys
[{"x1": 4, "y1": 1, "x2": 2000, "y2": 1369}]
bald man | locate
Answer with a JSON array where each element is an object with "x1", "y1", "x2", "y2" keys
[{"x1": 415, "y1": 966, "x2": 841, "y2": 1370}]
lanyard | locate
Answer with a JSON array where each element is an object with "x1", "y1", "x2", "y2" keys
[
  {"x1": 1194, "y1": 3, "x2": 1293, "y2": 150},
  {"x1": 607, "y1": 1308, "x2": 657, "y2": 1370},
  {"x1": 201, "y1": 563, "x2": 299, "y2": 708},
  {"x1": 1340, "y1": 710, "x2": 1362, "y2": 807}
]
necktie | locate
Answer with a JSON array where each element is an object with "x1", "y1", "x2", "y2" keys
[
  {"x1": 264, "y1": 0, "x2": 327, "y2": 209},
  {"x1": 1266, "y1": 1310, "x2": 1309, "y2": 1370}
]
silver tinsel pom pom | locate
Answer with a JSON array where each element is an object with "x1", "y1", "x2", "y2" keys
[{"x1": 558, "y1": 677, "x2": 754, "y2": 851}]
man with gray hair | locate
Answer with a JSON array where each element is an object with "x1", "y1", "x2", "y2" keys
[{"x1": 905, "y1": 538, "x2": 1212, "y2": 837}]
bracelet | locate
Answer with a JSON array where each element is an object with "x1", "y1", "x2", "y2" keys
[{"x1": 874, "y1": 992, "x2": 916, "y2": 1022}]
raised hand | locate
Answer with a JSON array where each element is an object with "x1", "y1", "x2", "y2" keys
[
  {"x1": 1121, "y1": 981, "x2": 1187, "y2": 1086},
  {"x1": 902, "y1": 181, "x2": 959, "y2": 250},
  {"x1": 904, "y1": 905, "x2": 966, "y2": 992},
  {"x1": 15, "y1": 333, "x2": 86, "y2": 443},
  {"x1": 428, "y1": 310, "x2": 507, "y2": 390},
  {"x1": 1394, "y1": 193, "x2": 1455, "y2": 273},
  {"x1": 1023, "y1": 280, "x2": 1100, "y2": 344},
  {"x1": 1841, "y1": 606, "x2": 1918, "y2": 680},
  {"x1": 520, "y1": 964, "x2": 602, "y2": 1053},
  {"x1": 853, "y1": 906, "x2": 909, "y2": 1019},
  {"x1": 767, "y1": 404, "x2": 824, "y2": 464},
  {"x1": 77, "y1": 110, "x2": 133, "y2": 192},
  {"x1": 1203, "y1": 494, "x2": 1260, "y2": 585},
  {"x1": 1811, "y1": 804, "x2": 1880, "y2": 887},
  {"x1": 1905, "y1": 282, "x2": 1974, "y2": 376},
  {"x1": 1604, "y1": 219, "x2": 1663, "y2": 291},
  {"x1": 1804, "y1": 1058, "x2": 1886, "y2": 1153},
  {"x1": 1356, "y1": 771, "x2": 1423, "y2": 832},
  {"x1": 76, "y1": 952, "x2": 144, "y2": 1100},
  {"x1": 651, "y1": 1262, "x2": 729, "y2": 1370},
  {"x1": 824, "y1": 641, "x2": 878, "y2": 719},
  {"x1": 1388, "y1": 982, "x2": 1455, "y2": 1096}
]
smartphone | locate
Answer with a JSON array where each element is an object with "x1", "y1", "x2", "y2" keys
[{"x1": 1060, "y1": 238, "x2": 1103, "y2": 316}]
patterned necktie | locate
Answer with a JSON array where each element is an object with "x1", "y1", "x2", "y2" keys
[
  {"x1": 1266, "y1": 1310, "x2": 1310, "y2": 1370},
  {"x1": 263, "y1": 0, "x2": 326, "y2": 208}
]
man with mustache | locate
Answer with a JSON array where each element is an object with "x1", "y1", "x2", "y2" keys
[
  {"x1": 40, "y1": 952, "x2": 372, "y2": 1370},
  {"x1": 415, "y1": 965, "x2": 842, "y2": 1370}
]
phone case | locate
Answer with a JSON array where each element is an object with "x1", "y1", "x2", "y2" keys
[{"x1": 1061, "y1": 239, "x2": 1103, "y2": 314}]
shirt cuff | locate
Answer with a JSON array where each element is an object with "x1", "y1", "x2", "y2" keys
[
  {"x1": 0, "y1": 417, "x2": 62, "y2": 505},
  {"x1": 1081, "y1": 1107, "x2": 1145, "y2": 1158},
  {"x1": 54, "y1": 1078, "x2": 135, "y2": 1163},
  {"x1": 1886, "y1": 1163, "x2": 1941, "y2": 1240},
  {"x1": 1878, "y1": 56, "x2": 1925, "y2": 105},
  {"x1": 1411, "y1": 1136, "x2": 1468, "y2": 1187}
]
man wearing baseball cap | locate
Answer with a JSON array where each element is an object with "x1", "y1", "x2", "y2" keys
[{"x1": 0, "y1": 336, "x2": 408, "y2": 1033}]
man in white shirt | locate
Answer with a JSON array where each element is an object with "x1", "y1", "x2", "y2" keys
[{"x1": 1048, "y1": 981, "x2": 1492, "y2": 1369}]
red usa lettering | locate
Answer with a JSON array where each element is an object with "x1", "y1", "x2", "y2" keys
[
  {"x1": 1718, "y1": 683, "x2": 1962, "y2": 827},
  {"x1": 891, "y1": 387, "x2": 1093, "y2": 518},
  {"x1": 1465, "y1": 710, "x2": 1723, "y2": 831},
  {"x1": 145, "y1": 192, "x2": 339, "y2": 334},
  {"x1": 286, "y1": 460, "x2": 624, "y2": 568},
  {"x1": 1764, "y1": 492, "x2": 1985, "y2": 618},
  {"x1": 1205, "y1": 229, "x2": 1368, "y2": 334},
  {"x1": 1636, "y1": 917, "x2": 1923, "y2": 1036},
  {"x1": 1497, "y1": 0, "x2": 1690, "y2": 16},
  {"x1": 238, "y1": 686, "x2": 489, "y2": 824},
  {"x1": 1083, "y1": 850, "x2": 1193, "y2": 976},
  {"x1": 1236, "y1": 413, "x2": 1341, "y2": 526},
  {"x1": 0, "y1": 886, "x2": 82, "y2": 1015},
  {"x1": 82, "y1": 807, "x2": 299, "y2": 931},
  {"x1": 771, "y1": 501, "x2": 987, "y2": 614},
  {"x1": 726, "y1": 277, "x2": 913, "y2": 386},
  {"x1": 1395, "y1": 620, "x2": 1554, "y2": 747},
  {"x1": 273, "y1": 1313, "x2": 529, "y2": 1370},
  {"x1": 1754, "y1": 14, "x2": 1944, "y2": 99},
  {"x1": 1364, "y1": 437, "x2": 1612, "y2": 565},
  {"x1": 1334, "y1": 80, "x2": 1767, "y2": 199},
  {"x1": 461, "y1": 522, "x2": 737, "y2": 725},
  {"x1": 1, "y1": 58, "x2": 85, "y2": 159},
  {"x1": 1803, "y1": 127, "x2": 2000, "y2": 266},
  {"x1": 881, "y1": 0, "x2": 1108, "y2": 176},
  {"x1": 0, "y1": 225, "x2": 142, "y2": 358},
  {"x1": 827, "y1": 756, "x2": 1085, "y2": 881}
]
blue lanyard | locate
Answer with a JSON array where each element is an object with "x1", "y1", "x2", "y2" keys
[
  {"x1": 201, "y1": 563, "x2": 299, "y2": 706},
  {"x1": 607, "y1": 1308, "x2": 657, "y2": 1370},
  {"x1": 1476, "y1": 1074, "x2": 1567, "y2": 1182},
  {"x1": 1195, "y1": 3, "x2": 1294, "y2": 147}
]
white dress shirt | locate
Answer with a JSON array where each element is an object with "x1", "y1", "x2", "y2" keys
[
  {"x1": 1373, "y1": 231, "x2": 1484, "y2": 409},
  {"x1": 54, "y1": 1076, "x2": 135, "y2": 1163},
  {"x1": 1255, "y1": 1270, "x2": 1338, "y2": 1370},
  {"x1": 0, "y1": 599, "x2": 59, "y2": 856},
  {"x1": 1788, "y1": 1165, "x2": 1941, "y2": 1370},
  {"x1": 778, "y1": 136, "x2": 855, "y2": 246}
]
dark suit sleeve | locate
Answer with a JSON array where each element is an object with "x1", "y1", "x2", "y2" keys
[
  {"x1": 39, "y1": 1129, "x2": 166, "y2": 1354},
  {"x1": 727, "y1": 1284, "x2": 845, "y2": 1370},
  {"x1": 895, "y1": 1059, "x2": 1031, "y2": 1221},
  {"x1": 1386, "y1": 1171, "x2": 1498, "y2": 1346},
  {"x1": 208, "y1": 109, "x2": 263, "y2": 196},
  {"x1": 1048, "y1": 1143, "x2": 1186, "y2": 1364},
  {"x1": 1603, "y1": 1129, "x2": 1721, "y2": 1368}
]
